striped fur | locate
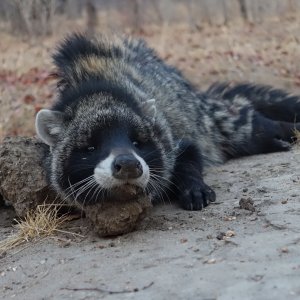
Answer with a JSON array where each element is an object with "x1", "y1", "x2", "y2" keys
[{"x1": 35, "y1": 34, "x2": 300, "y2": 210}]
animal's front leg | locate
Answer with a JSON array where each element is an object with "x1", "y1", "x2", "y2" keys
[{"x1": 173, "y1": 140, "x2": 216, "y2": 211}]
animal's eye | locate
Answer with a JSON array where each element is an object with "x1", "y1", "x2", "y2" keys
[
  {"x1": 75, "y1": 145, "x2": 97, "y2": 153},
  {"x1": 132, "y1": 141, "x2": 140, "y2": 148},
  {"x1": 87, "y1": 146, "x2": 95, "y2": 152}
]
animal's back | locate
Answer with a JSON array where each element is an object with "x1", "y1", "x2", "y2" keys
[{"x1": 114, "y1": 37, "x2": 226, "y2": 164}]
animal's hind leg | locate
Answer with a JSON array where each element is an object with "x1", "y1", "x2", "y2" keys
[
  {"x1": 277, "y1": 120, "x2": 300, "y2": 144},
  {"x1": 248, "y1": 113, "x2": 300, "y2": 153},
  {"x1": 228, "y1": 112, "x2": 298, "y2": 158}
]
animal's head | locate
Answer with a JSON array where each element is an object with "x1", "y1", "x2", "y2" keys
[{"x1": 35, "y1": 90, "x2": 173, "y2": 205}]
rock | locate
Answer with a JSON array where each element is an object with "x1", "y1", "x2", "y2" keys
[
  {"x1": 216, "y1": 232, "x2": 226, "y2": 240},
  {"x1": 239, "y1": 197, "x2": 255, "y2": 212},
  {"x1": 84, "y1": 186, "x2": 152, "y2": 236},
  {"x1": 0, "y1": 137, "x2": 58, "y2": 216}
]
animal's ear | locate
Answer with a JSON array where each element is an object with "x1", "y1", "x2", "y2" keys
[
  {"x1": 141, "y1": 99, "x2": 156, "y2": 123},
  {"x1": 35, "y1": 109, "x2": 65, "y2": 146}
]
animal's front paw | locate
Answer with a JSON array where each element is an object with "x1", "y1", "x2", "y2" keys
[{"x1": 178, "y1": 180, "x2": 216, "y2": 211}]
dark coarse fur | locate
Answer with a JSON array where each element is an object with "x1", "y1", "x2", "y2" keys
[{"x1": 36, "y1": 33, "x2": 300, "y2": 211}]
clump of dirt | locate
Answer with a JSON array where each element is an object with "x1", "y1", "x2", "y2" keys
[
  {"x1": 85, "y1": 186, "x2": 152, "y2": 237},
  {"x1": 239, "y1": 197, "x2": 255, "y2": 212},
  {"x1": 216, "y1": 232, "x2": 226, "y2": 240},
  {"x1": 0, "y1": 137, "x2": 58, "y2": 216}
]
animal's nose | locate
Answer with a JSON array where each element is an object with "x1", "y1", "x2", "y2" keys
[{"x1": 112, "y1": 154, "x2": 143, "y2": 179}]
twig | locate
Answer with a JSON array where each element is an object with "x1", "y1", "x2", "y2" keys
[
  {"x1": 53, "y1": 229, "x2": 85, "y2": 238},
  {"x1": 61, "y1": 281, "x2": 154, "y2": 294}
]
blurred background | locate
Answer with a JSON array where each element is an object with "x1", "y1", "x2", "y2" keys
[{"x1": 1, "y1": 0, "x2": 300, "y2": 141}]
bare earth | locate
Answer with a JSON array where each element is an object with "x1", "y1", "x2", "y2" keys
[{"x1": 1, "y1": 148, "x2": 300, "y2": 300}]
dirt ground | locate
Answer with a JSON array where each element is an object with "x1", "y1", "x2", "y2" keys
[
  {"x1": 1, "y1": 149, "x2": 300, "y2": 300},
  {"x1": 1, "y1": 17, "x2": 300, "y2": 300}
]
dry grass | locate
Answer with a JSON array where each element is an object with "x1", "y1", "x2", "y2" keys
[
  {"x1": 0, "y1": 204, "x2": 73, "y2": 255},
  {"x1": 293, "y1": 129, "x2": 300, "y2": 146}
]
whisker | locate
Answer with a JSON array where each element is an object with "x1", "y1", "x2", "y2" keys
[
  {"x1": 149, "y1": 173, "x2": 175, "y2": 188},
  {"x1": 147, "y1": 180, "x2": 164, "y2": 205},
  {"x1": 74, "y1": 179, "x2": 96, "y2": 201},
  {"x1": 81, "y1": 180, "x2": 98, "y2": 207},
  {"x1": 148, "y1": 177, "x2": 172, "y2": 205},
  {"x1": 63, "y1": 175, "x2": 95, "y2": 199}
]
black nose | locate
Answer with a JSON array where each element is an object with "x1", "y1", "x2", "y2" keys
[{"x1": 112, "y1": 154, "x2": 143, "y2": 179}]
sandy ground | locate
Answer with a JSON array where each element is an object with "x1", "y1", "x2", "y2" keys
[{"x1": 1, "y1": 148, "x2": 300, "y2": 300}]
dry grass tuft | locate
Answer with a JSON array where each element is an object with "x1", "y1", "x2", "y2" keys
[
  {"x1": 292, "y1": 129, "x2": 300, "y2": 146},
  {"x1": 0, "y1": 204, "x2": 71, "y2": 255}
]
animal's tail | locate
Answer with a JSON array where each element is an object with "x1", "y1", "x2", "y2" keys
[
  {"x1": 206, "y1": 82, "x2": 300, "y2": 159},
  {"x1": 206, "y1": 82, "x2": 300, "y2": 123}
]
